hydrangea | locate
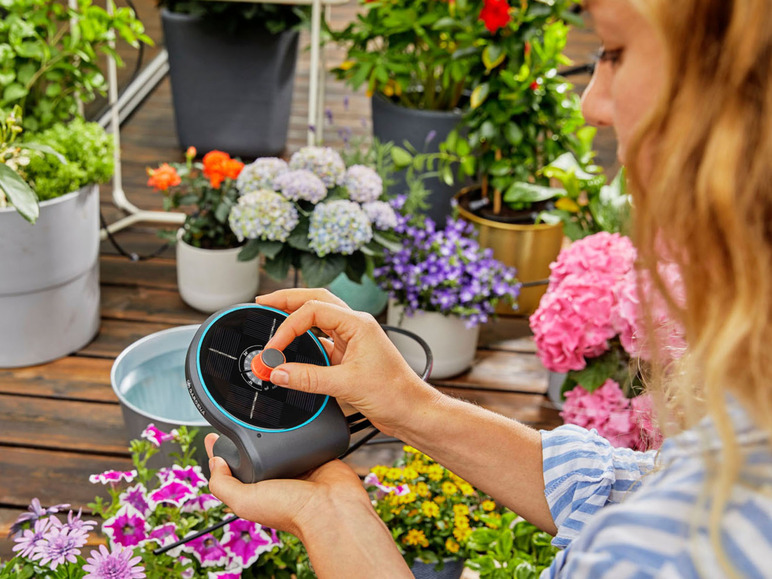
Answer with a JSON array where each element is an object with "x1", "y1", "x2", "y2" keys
[
  {"x1": 288, "y1": 146, "x2": 346, "y2": 187},
  {"x1": 308, "y1": 200, "x2": 373, "y2": 257},
  {"x1": 375, "y1": 217, "x2": 520, "y2": 326},
  {"x1": 560, "y1": 380, "x2": 660, "y2": 451},
  {"x1": 343, "y1": 165, "x2": 383, "y2": 203},
  {"x1": 228, "y1": 189, "x2": 299, "y2": 243},
  {"x1": 236, "y1": 157, "x2": 288, "y2": 193},
  {"x1": 547, "y1": 231, "x2": 637, "y2": 291},
  {"x1": 362, "y1": 201, "x2": 398, "y2": 231},
  {"x1": 274, "y1": 169, "x2": 328, "y2": 204}
]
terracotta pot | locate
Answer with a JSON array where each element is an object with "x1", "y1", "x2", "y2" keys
[{"x1": 455, "y1": 187, "x2": 564, "y2": 316}]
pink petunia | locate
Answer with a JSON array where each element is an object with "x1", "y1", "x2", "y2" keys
[
  {"x1": 119, "y1": 484, "x2": 151, "y2": 517},
  {"x1": 147, "y1": 481, "x2": 197, "y2": 509},
  {"x1": 102, "y1": 506, "x2": 148, "y2": 548},
  {"x1": 221, "y1": 519, "x2": 274, "y2": 568},
  {"x1": 89, "y1": 470, "x2": 137, "y2": 486},
  {"x1": 363, "y1": 473, "x2": 411, "y2": 499},
  {"x1": 180, "y1": 493, "x2": 222, "y2": 514},
  {"x1": 141, "y1": 424, "x2": 178, "y2": 447},
  {"x1": 181, "y1": 533, "x2": 230, "y2": 568}
]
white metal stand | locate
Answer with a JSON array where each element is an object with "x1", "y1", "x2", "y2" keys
[{"x1": 95, "y1": 0, "x2": 348, "y2": 240}]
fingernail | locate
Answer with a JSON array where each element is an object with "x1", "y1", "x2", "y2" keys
[{"x1": 271, "y1": 369, "x2": 289, "y2": 385}]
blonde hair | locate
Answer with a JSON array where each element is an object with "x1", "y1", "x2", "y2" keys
[{"x1": 625, "y1": 0, "x2": 772, "y2": 575}]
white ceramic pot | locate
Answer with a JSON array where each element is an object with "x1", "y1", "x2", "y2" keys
[
  {"x1": 176, "y1": 232, "x2": 260, "y2": 313},
  {"x1": 0, "y1": 185, "x2": 100, "y2": 367},
  {"x1": 386, "y1": 300, "x2": 480, "y2": 380}
]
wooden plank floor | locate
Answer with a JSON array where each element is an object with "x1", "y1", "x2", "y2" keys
[{"x1": 0, "y1": 0, "x2": 610, "y2": 560}]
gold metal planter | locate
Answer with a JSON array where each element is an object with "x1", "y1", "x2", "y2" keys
[{"x1": 456, "y1": 188, "x2": 564, "y2": 316}]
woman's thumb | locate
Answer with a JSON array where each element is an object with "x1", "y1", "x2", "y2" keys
[{"x1": 270, "y1": 362, "x2": 337, "y2": 396}]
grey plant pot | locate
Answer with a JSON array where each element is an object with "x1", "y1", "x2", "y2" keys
[
  {"x1": 410, "y1": 558, "x2": 464, "y2": 579},
  {"x1": 371, "y1": 93, "x2": 464, "y2": 226},
  {"x1": 162, "y1": 9, "x2": 299, "y2": 158},
  {"x1": 0, "y1": 185, "x2": 100, "y2": 367}
]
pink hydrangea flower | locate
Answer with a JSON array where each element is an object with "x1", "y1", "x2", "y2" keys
[
  {"x1": 89, "y1": 470, "x2": 137, "y2": 486},
  {"x1": 103, "y1": 506, "x2": 148, "y2": 548},
  {"x1": 560, "y1": 380, "x2": 641, "y2": 449},
  {"x1": 221, "y1": 519, "x2": 274, "y2": 568},
  {"x1": 141, "y1": 424, "x2": 178, "y2": 447},
  {"x1": 548, "y1": 232, "x2": 637, "y2": 291}
]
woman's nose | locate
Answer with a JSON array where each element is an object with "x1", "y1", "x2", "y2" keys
[{"x1": 581, "y1": 67, "x2": 614, "y2": 127}]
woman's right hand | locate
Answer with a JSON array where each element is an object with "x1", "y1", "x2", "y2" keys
[{"x1": 256, "y1": 289, "x2": 440, "y2": 438}]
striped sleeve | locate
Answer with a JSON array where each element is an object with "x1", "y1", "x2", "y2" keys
[{"x1": 540, "y1": 425, "x2": 657, "y2": 547}]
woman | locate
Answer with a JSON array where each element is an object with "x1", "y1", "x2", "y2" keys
[{"x1": 206, "y1": 0, "x2": 772, "y2": 575}]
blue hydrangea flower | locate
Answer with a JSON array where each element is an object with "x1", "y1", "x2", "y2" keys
[
  {"x1": 274, "y1": 169, "x2": 328, "y2": 204},
  {"x1": 362, "y1": 201, "x2": 398, "y2": 231},
  {"x1": 236, "y1": 158, "x2": 288, "y2": 193},
  {"x1": 288, "y1": 146, "x2": 346, "y2": 188},
  {"x1": 228, "y1": 189, "x2": 299, "y2": 243},
  {"x1": 343, "y1": 165, "x2": 382, "y2": 203},
  {"x1": 308, "y1": 200, "x2": 373, "y2": 257}
]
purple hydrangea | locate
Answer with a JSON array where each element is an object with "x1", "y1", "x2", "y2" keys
[
  {"x1": 229, "y1": 189, "x2": 300, "y2": 243},
  {"x1": 237, "y1": 157, "x2": 288, "y2": 193},
  {"x1": 220, "y1": 519, "x2": 275, "y2": 568},
  {"x1": 274, "y1": 169, "x2": 328, "y2": 204},
  {"x1": 343, "y1": 165, "x2": 382, "y2": 203},
  {"x1": 374, "y1": 217, "x2": 521, "y2": 326},
  {"x1": 308, "y1": 200, "x2": 373, "y2": 257},
  {"x1": 362, "y1": 201, "x2": 398, "y2": 231},
  {"x1": 288, "y1": 146, "x2": 346, "y2": 188},
  {"x1": 83, "y1": 544, "x2": 146, "y2": 579}
]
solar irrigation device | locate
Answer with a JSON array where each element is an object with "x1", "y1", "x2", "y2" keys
[{"x1": 153, "y1": 303, "x2": 432, "y2": 556}]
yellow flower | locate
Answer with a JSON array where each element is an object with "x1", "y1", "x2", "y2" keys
[
  {"x1": 427, "y1": 464, "x2": 444, "y2": 481},
  {"x1": 403, "y1": 467, "x2": 419, "y2": 481},
  {"x1": 407, "y1": 509, "x2": 418, "y2": 517},
  {"x1": 403, "y1": 445, "x2": 420, "y2": 454},
  {"x1": 482, "y1": 500, "x2": 496, "y2": 512},
  {"x1": 421, "y1": 501, "x2": 440, "y2": 518},
  {"x1": 485, "y1": 512, "x2": 502, "y2": 529},
  {"x1": 454, "y1": 514, "x2": 469, "y2": 529},
  {"x1": 386, "y1": 468, "x2": 402, "y2": 481},
  {"x1": 398, "y1": 492, "x2": 417, "y2": 505},
  {"x1": 415, "y1": 482, "x2": 430, "y2": 498},
  {"x1": 442, "y1": 482, "x2": 458, "y2": 496},
  {"x1": 371, "y1": 466, "x2": 388, "y2": 480},
  {"x1": 453, "y1": 526, "x2": 472, "y2": 543},
  {"x1": 338, "y1": 60, "x2": 355, "y2": 71},
  {"x1": 445, "y1": 538, "x2": 460, "y2": 554},
  {"x1": 459, "y1": 483, "x2": 475, "y2": 496},
  {"x1": 434, "y1": 496, "x2": 446, "y2": 505},
  {"x1": 453, "y1": 504, "x2": 470, "y2": 516},
  {"x1": 403, "y1": 529, "x2": 429, "y2": 548},
  {"x1": 409, "y1": 460, "x2": 426, "y2": 474}
]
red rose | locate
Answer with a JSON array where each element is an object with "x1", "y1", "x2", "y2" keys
[{"x1": 479, "y1": 0, "x2": 511, "y2": 34}]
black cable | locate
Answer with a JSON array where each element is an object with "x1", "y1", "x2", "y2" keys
[
  {"x1": 153, "y1": 515, "x2": 238, "y2": 556},
  {"x1": 559, "y1": 62, "x2": 596, "y2": 77},
  {"x1": 100, "y1": 210, "x2": 172, "y2": 262}
]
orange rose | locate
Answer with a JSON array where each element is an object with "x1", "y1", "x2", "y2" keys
[
  {"x1": 186, "y1": 146, "x2": 197, "y2": 160},
  {"x1": 147, "y1": 163, "x2": 181, "y2": 191},
  {"x1": 202, "y1": 150, "x2": 242, "y2": 188}
]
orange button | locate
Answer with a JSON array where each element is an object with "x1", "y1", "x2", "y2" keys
[{"x1": 250, "y1": 348, "x2": 286, "y2": 382}]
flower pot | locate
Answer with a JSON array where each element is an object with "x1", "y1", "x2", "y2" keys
[
  {"x1": 455, "y1": 187, "x2": 564, "y2": 316},
  {"x1": 386, "y1": 300, "x2": 479, "y2": 380},
  {"x1": 162, "y1": 9, "x2": 299, "y2": 158},
  {"x1": 176, "y1": 232, "x2": 260, "y2": 313},
  {"x1": 111, "y1": 325, "x2": 215, "y2": 469},
  {"x1": 410, "y1": 558, "x2": 465, "y2": 579},
  {"x1": 0, "y1": 185, "x2": 100, "y2": 367},
  {"x1": 371, "y1": 93, "x2": 464, "y2": 226},
  {"x1": 326, "y1": 272, "x2": 388, "y2": 316}
]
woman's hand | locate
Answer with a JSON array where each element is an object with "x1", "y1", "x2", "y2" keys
[
  {"x1": 205, "y1": 432, "x2": 413, "y2": 577},
  {"x1": 256, "y1": 289, "x2": 441, "y2": 438}
]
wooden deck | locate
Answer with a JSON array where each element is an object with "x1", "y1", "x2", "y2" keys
[{"x1": 0, "y1": 0, "x2": 611, "y2": 560}]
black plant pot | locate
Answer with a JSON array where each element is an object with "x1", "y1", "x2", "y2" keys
[
  {"x1": 371, "y1": 93, "x2": 463, "y2": 226},
  {"x1": 162, "y1": 9, "x2": 299, "y2": 158}
]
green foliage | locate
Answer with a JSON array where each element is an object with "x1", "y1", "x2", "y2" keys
[
  {"x1": 466, "y1": 510, "x2": 559, "y2": 578},
  {"x1": 23, "y1": 117, "x2": 113, "y2": 201},
  {"x1": 0, "y1": 0, "x2": 152, "y2": 131},
  {"x1": 159, "y1": 0, "x2": 307, "y2": 35},
  {"x1": 0, "y1": 106, "x2": 39, "y2": 222},
  {"x1": 560, "y1": 340, "x2": 644, "y2": 400}
]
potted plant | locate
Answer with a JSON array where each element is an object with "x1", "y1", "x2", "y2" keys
[
  {"x1": 529, "y1": 231, "x2": 686, "y2": 450},
  {"x1": 0, "y1": 0, "x2": 151, "y2": 368},
  {"x1": 1, "y1": 425, "x2": 315, "y2": 578},
  {"x1": 228, "y1": 145, "x2": 405, "y2": 315},
  {"x1": 365, "y1": 445, "x2": 500, "y2": 577},
  {"x1": 375, "y1": 211, "x2": 521, "y2": 379},
  {"x1": 158, "y1": 0, "x2": 308, "y2": 157},
  {"x1": 331, "y1": 0, "x2": 583, "y2": 226},
  {"x1": 148, "y1": 147, "x2": 261, "y2": 313},
  {"x1": 465, "y1": 509, "x2": 559, "y2": 578}
]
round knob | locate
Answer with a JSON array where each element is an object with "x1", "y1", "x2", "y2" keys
[{"x1": 250, "y1": 348, "x2": 286, "y2": 382}]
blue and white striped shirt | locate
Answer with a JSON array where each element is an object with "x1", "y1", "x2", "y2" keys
[{"x1": 540, "y1": 401, "x2": 772, "y2": 578}]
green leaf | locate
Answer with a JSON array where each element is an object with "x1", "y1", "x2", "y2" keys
[
  {"x1": 237, "y1": 239, "x2": 262, "y2": 262},
  {"x1": 505, "y1": 122, "x2": 524, "y2": 146},
  {"x1": 287, "y1": 219, "x2": 311, "y2": 251},
  {"x1": 3, "y1": 83, "x2": 27, "y2": 102},
  {"x1": 263, "y1": 247, "x2": 293, "y2": 281},
  {"x1": 0, "y1": 163, "x2": 39, "y2": 223},
  {"x1": 390, "y1": 146, "x2": 413, "y2": 169},
  {"x1": 503, "y1": 182, "x2": 562, "y2": 205},
  {"x1": 470, "y1": 83, "x2": 490, "y2": 109},
  {"x1": 300, "y1": 253, "x2": 346, "y2": 288},
  {"x1": 482, "y1": 45, "x2": 505, "y2": 70}
]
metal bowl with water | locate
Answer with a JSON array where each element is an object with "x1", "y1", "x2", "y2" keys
[{"x1": 111, "y1": 325, "x2": 214, "y2": 468}]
